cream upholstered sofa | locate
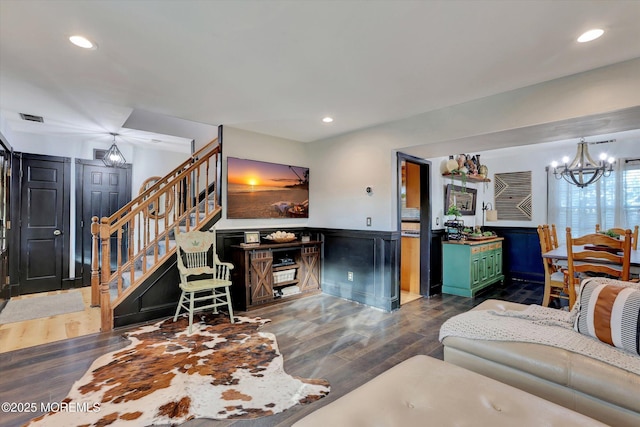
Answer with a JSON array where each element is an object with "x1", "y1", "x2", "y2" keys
[
  {"x1": 440, "y1": 278, "x2": 640, "y2": 427},
  {"x1": 293, "y1": 355, "x2": 606, "y2": 427}
]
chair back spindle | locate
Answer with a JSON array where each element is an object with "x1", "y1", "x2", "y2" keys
[{"x1": 565, "y1": 227, "x2": 632, "y2": 309}]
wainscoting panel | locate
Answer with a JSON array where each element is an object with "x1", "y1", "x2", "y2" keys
[
  {"x1": 320, "y1": 229, "x2": 400, "y2": 312},
  {"x1": 217, "y1": 227, "x2": 401, "y2": 312},
  {"x1": 113, "y1": 255, "x2": 181, "y2": 328},
  {"x1": 484, "y1": 226, "x2": 544, "y2": 283},
  {"x1": 111, "y1": 226, "x2": 542, "y2": 327},
  {"x1": 430, "y1": 229, "x2": 446, "y2": 295}
]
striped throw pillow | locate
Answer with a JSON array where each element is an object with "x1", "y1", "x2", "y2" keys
[{"x1": 574, "y1": 279, "x2": 640, "y2": 355}]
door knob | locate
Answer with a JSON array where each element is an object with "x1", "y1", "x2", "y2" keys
[{"x1": 53, "y1": 230, "x2": 61, "y2": 236}]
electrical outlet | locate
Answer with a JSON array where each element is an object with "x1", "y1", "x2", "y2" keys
[
  {"x1": 347, "y1": 271, "x2": 354, "y2": 281},
  {"x1": 366, "y1": 217, "x2": 372, "y2": 226}
]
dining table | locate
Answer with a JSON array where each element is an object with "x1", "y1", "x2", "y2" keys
[{"x1": 542, "y1": 244, "x2": 640, "y2": 273}]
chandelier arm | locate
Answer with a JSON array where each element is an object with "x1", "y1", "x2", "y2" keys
[
  {"x1": 552, "y1": 169, "x2": 563, "y2": 180},
  {"x1": 567, "y1": 143, "x2": 584, "y2": 169},
  {"x1": 582, "y1": 143, "x2": 601, "y2": 168}
]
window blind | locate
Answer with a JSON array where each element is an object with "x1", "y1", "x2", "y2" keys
[{"x1": 548, "y1": 159, "x2": 640, "y2": 242}]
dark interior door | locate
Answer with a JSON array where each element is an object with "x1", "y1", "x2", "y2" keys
[
  {"x1": 19, "y1": 155, "x2": 69, "y2": 294},
  {"x1": 75, "y1": 160, "x2": 131, "y2": 286}
]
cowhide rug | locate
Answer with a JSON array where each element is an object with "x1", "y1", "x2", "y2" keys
[{"x1": 26, "y1": 314, "x2": 330, "y2": 426}]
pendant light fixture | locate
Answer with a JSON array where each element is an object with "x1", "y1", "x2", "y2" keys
[
  {"x1": 551, "y1": 138, "x2": 614, "y2": 188},
  {"x1": 103, "y1": 133, "x2": 127, "y2": 168}
]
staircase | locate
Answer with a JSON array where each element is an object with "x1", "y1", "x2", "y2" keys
[{"x1": 91, "y1": 138, "x2": 222, "y2": 331}]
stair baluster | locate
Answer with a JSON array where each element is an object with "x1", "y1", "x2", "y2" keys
[{"x1": 91, "y1": 139, "x2": 222, "y2": 331}]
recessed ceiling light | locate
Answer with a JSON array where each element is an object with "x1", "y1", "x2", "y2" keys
[
  {"x1": 322, "y1": 117, "x2": 333, "y2": 123},
  {"x1": 577, "y1": 29, "x2": 604, "y2": 43},
  {"x1": 69, "y1": 35, "x2": 97, "y2": 49}
]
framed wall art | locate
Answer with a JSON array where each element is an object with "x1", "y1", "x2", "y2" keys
[
  {"x1": 240, "y1": 231, "x2": 261, "y2": 247},
  {"x1": 227, "y1": 157, "x2": 309, "y2": 219},
  {"x1": 494, "y1": 171, "x2": 532, "y2": 220},
  {"x1": 445, "y1": 184, "x2": 477, "y2": 216}
]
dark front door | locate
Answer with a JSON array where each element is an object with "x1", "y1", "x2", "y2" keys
[
  {"x1": 19, "y1": 154, "x2": 70, "y2": 294},
  {"x1": 75, "y1": 160, "x2": 131, "y2": 286}
]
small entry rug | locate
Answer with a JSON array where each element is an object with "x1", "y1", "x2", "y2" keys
[
  {"x1": 0, "y1": 291, "x2": 84, "y2": 324},
  {"x1": 26, "y1": 314, "x2": 330, "y2": 426}
]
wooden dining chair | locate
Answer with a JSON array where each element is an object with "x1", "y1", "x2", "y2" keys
[
  {"x1": 595, "y1": 224, "x2": 639, "y2": 250},
  {"x1": 537, "y1": 225, "x2": 568, "y2": 308},
  {"x1": 543, "y1": 224, "x2": 559, "y2": 249},
  {"x1": 565, "y1": 227, "x2": 632, "y2": 310}
]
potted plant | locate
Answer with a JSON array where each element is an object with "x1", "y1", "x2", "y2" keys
[{"x1": 446, "y1": 205, "x2": 462, "y2": 220}]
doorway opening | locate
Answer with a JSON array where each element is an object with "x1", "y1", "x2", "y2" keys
[{"x1": 397, "y1": 153, "x2": 432, "y2": 305}]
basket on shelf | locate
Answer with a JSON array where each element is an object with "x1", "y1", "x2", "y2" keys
[
  {"x1": 273, "y1": 268, "x2": 296, "y2": 284},
  {"x1": 264, "y1": 236, "x2": 296, "y2": 243}
]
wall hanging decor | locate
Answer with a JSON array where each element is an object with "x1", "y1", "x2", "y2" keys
[
  {"x1": 494, "y1": 171, "x2": 532, "y2": 221},
  {"x1": 445, "y1": 184, "x2": 477, "y2": 216},
  {"x1": 227, "y1": 157, "x2": 309, "y2": 219}
]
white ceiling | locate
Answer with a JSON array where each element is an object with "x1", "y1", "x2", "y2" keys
[{"x1": 1, "y1": 0, "x2": 640, "y2": 147}]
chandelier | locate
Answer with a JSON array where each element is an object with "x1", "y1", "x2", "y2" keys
[
  {"x1": 551, "y1": 138, "x2": 614, "y2": 188},
  {"x1": 103, "y1": 133, "x2": 127, "y2": 168}
]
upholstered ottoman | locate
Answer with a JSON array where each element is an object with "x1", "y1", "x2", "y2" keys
[{"x1": 293, "y1": 355, "x2": 605, "y2": 426}]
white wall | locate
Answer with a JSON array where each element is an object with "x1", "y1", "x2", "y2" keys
[
  {"x1": 307, "y1": 128, "x2": 398, "y2": 230},
  {"x1": 307, "y1": 59, "x2": 640, "y2": 231},
  {"x1": 217, "y1": 126, "x2": 310, "y2": 230},
  {"x1": 130, "y1": 145, "x2": 189, "y2": 198}
]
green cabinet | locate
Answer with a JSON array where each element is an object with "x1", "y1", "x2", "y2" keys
[{"x1": 442, "y1": 238, "x2": 504, "y2": 297}]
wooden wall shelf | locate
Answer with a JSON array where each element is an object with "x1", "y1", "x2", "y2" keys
[{"x1": 442, "y1": 172, "x2": 491, "y2": 183}]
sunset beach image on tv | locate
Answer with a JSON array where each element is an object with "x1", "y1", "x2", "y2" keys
[{"x1": 227, "y1": 157, "x2": 309, "y2": 219}]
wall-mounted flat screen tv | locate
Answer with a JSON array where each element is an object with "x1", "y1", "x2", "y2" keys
[{"x1": 227, "y1": 157, "x2": 309, "y2": 219}]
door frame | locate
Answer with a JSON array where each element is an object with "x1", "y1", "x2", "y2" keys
[
  {"x1": 0, "y1": 132, "x2": 12, "y2": 303},
  {"x1": 11, "y1": 152, "x2": 71, "y2": 295},
  {"x1": 397, "y1": 152, "x2": 432, "y2": 297},
  {"x1": 74, "y1": 159, "x2": 132, "y2": 286}
]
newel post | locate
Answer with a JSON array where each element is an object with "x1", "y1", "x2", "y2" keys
[
  {"x1": 99, "y1": 217, "x2": 113, "y2": 331},
  {"x1": 90, "y1": 216, "x2": 100, "y2": 307}
]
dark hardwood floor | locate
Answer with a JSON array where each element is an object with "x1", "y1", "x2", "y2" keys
[{"x1": 0, "y1": 280, "x2": 543, "y2": 427}]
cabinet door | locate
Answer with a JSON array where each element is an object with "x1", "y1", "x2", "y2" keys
[
  {"x1": 250, "y1": 249, "x2": 274, "y2": 305},
  {"x1": 494, "y1": 248, "x2": 503, "y2": 276},
  {"x1": 477, "y1": 254, "x2": 487, "y2": 282},
  {"x1": 299, "y1": 245, "x2": 320, "y2": 292},
  {"x1": 471, "y1": 257, "x2": 480, "y2": 286},
  {"x1": 485, "y1": 252, "x2": 495, "y2": 280}
]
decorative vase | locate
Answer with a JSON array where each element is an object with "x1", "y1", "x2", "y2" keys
[
  {"x1": 445, "y1": 155, "x2": 458, "y2": 173},
  {"x1": 479, "y1": 164, "x2": 488, "y2": 178}
]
